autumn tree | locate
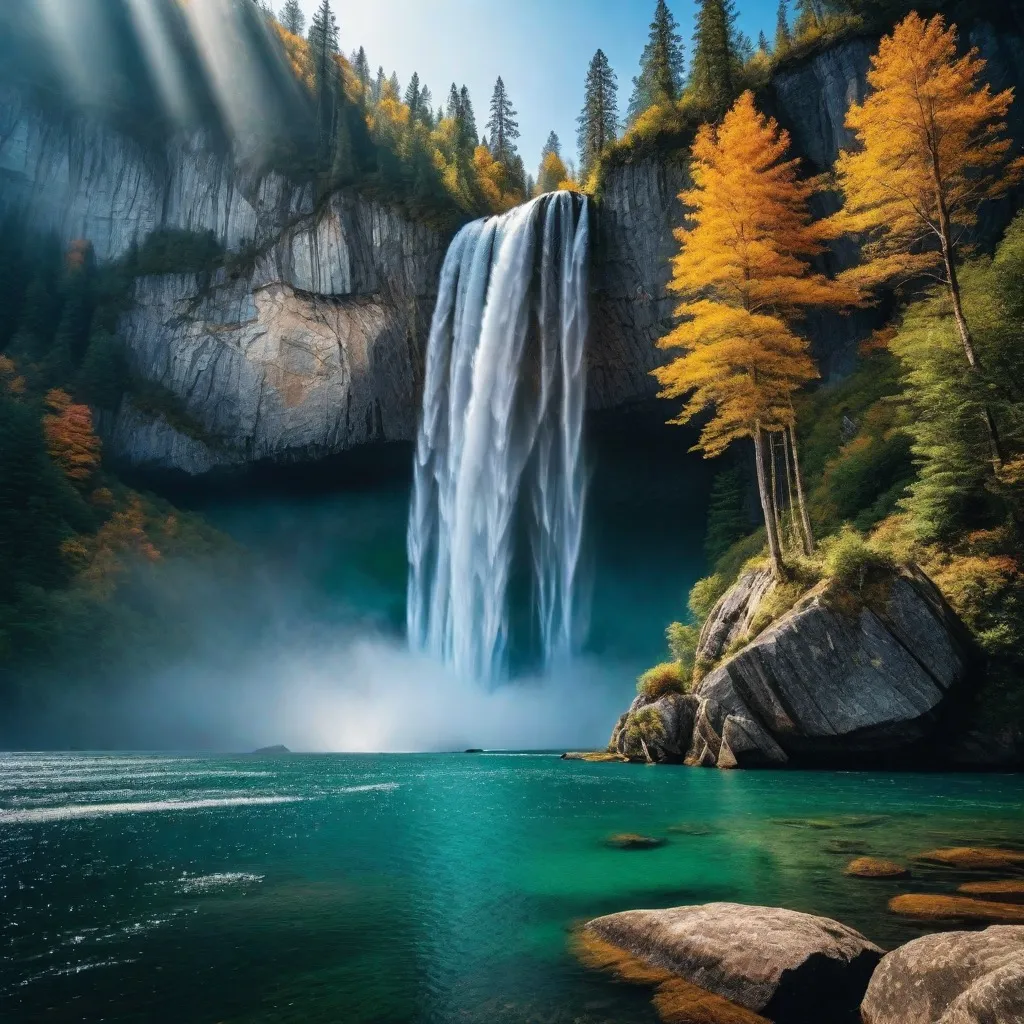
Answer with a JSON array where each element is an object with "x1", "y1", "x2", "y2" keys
[
  {"x1": 689, "y1": 0, "x2": 738, "y2": 122},
  {"x1": 655, "y1": 92, "x2": 857, "y2": 575},
  {"x1": 794, "y1": 0, "x2": 822, "y2": 38},
  {"x1": 830, "y1": 13, "x2": 1023, "y2": 467},
  {"x1": 577, "y1": 49, "x2": 619, "y2": 180},
  {"x1": 537, "y1": 150, "x2": 569, "y2": 194},
  {"x1": 43, "y1": 389, "x2": 101, "y2": 487},
  {"x1": 279, "y1": 0, "x2": 304, "y2": 36},
  {"x1": 487, "y1": 77, "x2": 520, "y2": 166},
  {"x1": 628, "y1": 0, "x2": 686, "y2": 124}
]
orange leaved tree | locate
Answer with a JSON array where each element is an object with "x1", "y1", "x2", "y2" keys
[
  {"x1": 655, "y1": 91, "x2": 858, "y2": 577},
  {"x1": 43, "y1": 389, "x2": 101, "y2": 486},
  {"x1": 830, "y1": 12, "x2": 1022, "y2": 466}
]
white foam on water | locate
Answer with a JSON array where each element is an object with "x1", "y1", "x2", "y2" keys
[
  {"x1": 0, "y1": 795, "x2": 303, "y2": 825},
  {"x1": 335, "y1": 782, "x2": 400, "y2": 794},
  {"x1": 176, "y1": 872, "x2": 264, "y2": 894}
]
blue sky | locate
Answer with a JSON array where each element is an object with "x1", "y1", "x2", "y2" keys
[{"x1": 294, "y1": 0, "x2": 778, "y2": 177}]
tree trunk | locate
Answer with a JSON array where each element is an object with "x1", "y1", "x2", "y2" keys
[
  {"x1": 783, "y1": 428, "x2": 801, "y2": 552},
  {"x1": 789, "y1": 424, "x2": 815, "y2": 556},
  {"x1": 935, "y1": 183, "x2": 1004, "y2": 469},
  {"x1": 754, "y1": 426, "x2": 785, "y2": 579},
  {"x1": 769, "y1": 432, "x2": 785, "y2": 554}
]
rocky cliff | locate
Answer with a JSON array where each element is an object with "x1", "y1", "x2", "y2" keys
[
  {"x1": 0, "y1": 84, "x2": 447, "y2": 473},
  {"x1": 608, "y1": 564, "x2": 982, "y2": 769},
  {"x1": 593, "y1": 14, "x2": 1024, "y2": 393}
]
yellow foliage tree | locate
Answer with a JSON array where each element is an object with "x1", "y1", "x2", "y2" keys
[
  {"x1": 830, "y1": 13, "x2": 1023, "y2": 465},
  {"x1": 43, "y1": 389, "x2": 101, "y2": 487},
  {"x1": 537, "y1": 150, "x2": 568, "y2": 195},
  {"x1": 655, "y1": 91, "x2": 857, "y2": 575}
]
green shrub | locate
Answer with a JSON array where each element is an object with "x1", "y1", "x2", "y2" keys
[
  {"x1": 820, "y1": 526, "x2": 895, "y2": 588},
  {"x1": 637, "y1": 661, "x2": 690, "y2": 699},
  {"x1": 688, "y1": 573, "x2": 728, "y2": 622},
  {"x1": 666, "y1": 621, "x2": 700, "y2": 673}
]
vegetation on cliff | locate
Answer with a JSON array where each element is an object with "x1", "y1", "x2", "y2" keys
[
  {"x1": 0, "y1": 222, "x2": 234, "y2": 693},
  {"x1": 648, "y1": 13, "x2": 1024, "y2": 751}
]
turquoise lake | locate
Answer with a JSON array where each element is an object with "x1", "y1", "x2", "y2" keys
[{"x1": 3, "y1": 752, "x2": 1024, "y2": 1023}]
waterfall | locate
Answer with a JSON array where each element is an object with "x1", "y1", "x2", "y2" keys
[{"x1": 407, "y1": 191, "x2": 591, "y2": 682}]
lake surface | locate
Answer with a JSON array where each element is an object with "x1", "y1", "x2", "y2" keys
[{"x1": 3, "y1": 753, "x2": 1024, "y2": 1023}]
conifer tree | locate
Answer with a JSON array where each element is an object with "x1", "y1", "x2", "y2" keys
[
  {"x1": 353, "y1": 47, "x2": 370, "y2": 104},
  {"x1": 830, "y1": 13, "x2": 1023, "y2": 468},
  {"x1": 486, "y1": 77, "x2": 520, "y2": 165},
  {"x1": 794, "y1": 0, "x2": 821, "y2": 38},
  {"x1": 758, "y1": 31, "x2": 771, "y2": 55},
  {"x1": 405, "y1": 72, "x2": 422, "y2": 122},
  {"x1": 577, "y1": 49, "x2": 619, "y2": 179},
  {"x1": 689, "y1": 0, "x2": 738, "y2": 122},
  {"x1": 628, "y1": 0, "x2": 686, "y2": 124},
  {"x1": 373, "y1": 66, "x2": 386, "y2": 105},
  {"x1": 418, "y1": 84, "x2": 433, "y2": 125},
  {"x1": 705, "y1": 465, "x2": 749, "y2": 562},
  {"x1": 654, "y1": 92, "x2": 858, "y2": 574},
  {"x1": 309, "y1": 1, "x2": 340, "y2": 168},
  {"x1": 279, "y1": 0, "x2": 305, "y2": 36},
  {"x1": 537, "y1": 149, "x2": 569, "y2": 194},
  {"x1": 458, "y1": 86, "x2": 478, "y2": 149},
  {"x1": 542, "y1": 131, "x2": 561, "y2": 158},
  {"x1": 775, "y1": 0, "x2": 792, "y2": 53},
  {"x1": 388, "y1": 71, "x2": 401, "y2": 98}
]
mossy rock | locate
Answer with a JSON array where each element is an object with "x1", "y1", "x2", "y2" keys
[
  {"x1": 957, "y1": 879, "x2": 1024, "y2": 904},
  {"x1": 889, "y1": 893, "x2": 1024, "y2": 924},
  {"x1": 914, "y1": 847, "x2": 1024, "y2": 873},
  {"x1": 606, "y1": 833, "x2": 666, "y2": 850},
  {"x1": 845, "y1": 857, "x2": 910, "y2": 880}
]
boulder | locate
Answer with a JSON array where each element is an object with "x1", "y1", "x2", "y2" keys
[
  {"x1": 582, "y1": 903, "x2": 882, "y2": 1021},
  {"x1": 861, "y1": 925, "x2": 1024, "y2": 1024},
  {"x1": 958, "y1": 880, "x2": 1024, "y2": 905},
  {"x1": 915, "y1": 848, "x2": 1024, "y2": 872},
  {"x1": 607, "y1": 564, "x2": 978, "y2": 769},
  {"x1": 889, "y1": 894, "x2": 1024, "y2": 924},
  {"x1": 845, "y1": 857, "x2": 910, "y2": 880}
]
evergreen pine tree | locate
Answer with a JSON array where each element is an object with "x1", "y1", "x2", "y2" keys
[
  {"x1": 775, "y1": 0, "x2": 793, "y2": 52},
  {"x1": 388, "y1": 71, "x2": 401, "y2": 99},
  {"x1": 705, "y1": 465, "x2": 749, "y2": 563},
  {"x1": 758, "y1": 30, "x2": 771, "y2": 54},
  {"x1": 353, "y1": 46, "x2": 370, "y2": 104},
  {"x1": 418, "y1": 84, "x2": 433, "y2": 125},
  {"x1": 486, "y1": 77, "x2": 521, "y2": 165},
  {"x1": 405, "y1": 72, "x2": 422, "y2": 121},
  {"x1": 373, "y1": 67, "x2": 386, "y2": 105},
  {"x1": 541, "y1": 131, "x2": 561, "y2": 158},
  {"x1": 577, "y1": 49, "x2": 619, "y2": 179},
  {"x1": 689, "y1": 0, "x2": 738, "y2": 121},
  {"x1": 458, "y1": 86, "x2": 478, "y2": 147},
  {"x1": 309, "y1": 1, "x2": 340, "y2": 169},
  {"x1": 628, "y1": 0, "x2": 686, "y2": 124},
  {"x1": 279, "y1": 0, "x2": 304, "y2": 36}
]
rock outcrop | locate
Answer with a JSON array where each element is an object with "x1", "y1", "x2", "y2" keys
[
  {"x1": 609, "y1": 564, "x2": 978, "y2": 768},
  {"x1": 582, "y1": 903, "x2": 882, "y2": 1022},
  {"x1": 0, "y1": 84, "x2": 446, "y2": 473},
  {"x1": 861, "y1": 926, "x2": 1024, "y2": 1024}
]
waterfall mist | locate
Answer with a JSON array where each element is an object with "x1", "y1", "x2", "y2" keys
[{"x1": 408, "y1": 192, "x2": 590, "y2": 682}]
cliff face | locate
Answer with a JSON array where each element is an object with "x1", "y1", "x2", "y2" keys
[
  {"x1": 593, "y1": 18, "x2": 1024, "y2": 396},
  {"x1": 0, "y1": 84, "x2": 447, "y2": 473}
]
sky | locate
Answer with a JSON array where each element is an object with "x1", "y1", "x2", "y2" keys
[{"x1": 294, "y1": 0, "x2": 778, "y2": 177}]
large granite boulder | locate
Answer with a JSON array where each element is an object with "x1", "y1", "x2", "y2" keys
[
  {"x1": 861, "y1": 926, "x2": 1024, "y2": 1024},
  {"x1": 582, "y1": 903, "x2": 882, "y2": 1021},
  {"x1": 610, "y1": 565, "x2": 977, "y2": 768}
]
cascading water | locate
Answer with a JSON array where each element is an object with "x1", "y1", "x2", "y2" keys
[{"x1": 407, "y1": 191, "x2": 590, "y2": 682}]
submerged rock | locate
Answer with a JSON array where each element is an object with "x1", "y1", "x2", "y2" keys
[
  {"x1": 605, "y1": 833, "x2": 665, "y2": 850},
  {"x1": 889, "y1": 894, "x2": 1024, "y2": 924},
  {"x1": 581, "y1": 903, "x2": 882, "y2": 1021},
  {"x1": 861, "y1": 926, "x2": 1024, "y2": 1024},
  {"x1": 845, "y1": 857, "x2": 910, "y2": 880},
  {"x1": 915, "y1": 848, "x2": 1024, "y2": 872},
  {"x1": 958, "y1": 880, "x2": 1024, "y2": 905},
  {"x1": 608, "y1": 565, "x2": 978, "y2": 769}
]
